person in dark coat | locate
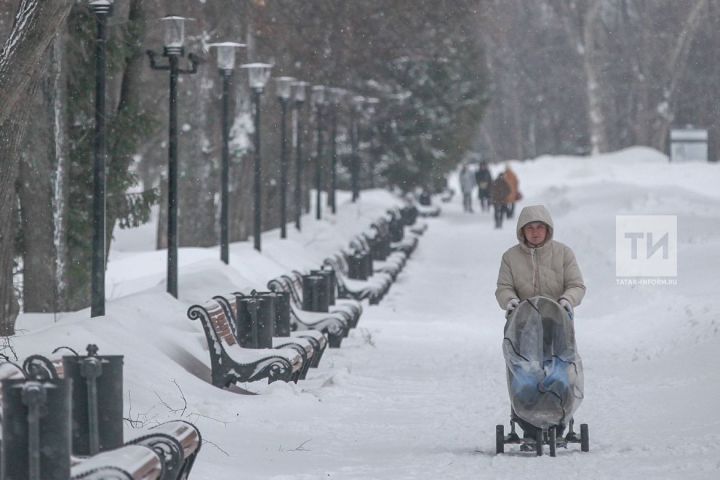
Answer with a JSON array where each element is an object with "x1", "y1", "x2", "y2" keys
[
  {"x1": 475, "y1": 161, "x2": 492, "y2": 212},
  {"x1": 503, "y1": 165, "x2": 521, "y2": 219},
  {"x1": 491, "y1": 173, "x2": 511, "y2": 229}
]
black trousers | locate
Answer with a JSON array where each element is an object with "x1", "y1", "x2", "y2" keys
[
  {"x1": 494, "y1": 202, "x2": 507, "y2": 228},
  {"x1": 478, "y1": 190, "x2": 490, "y2": 211}
]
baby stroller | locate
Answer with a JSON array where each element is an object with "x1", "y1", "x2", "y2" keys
[{"x1": 496, "y1": 296, "x2": 589, "y2": 456}]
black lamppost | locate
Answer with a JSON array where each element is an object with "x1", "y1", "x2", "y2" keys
[
  {"x1": 147, "y1": 15, "x2": 199, "y2": 299},
  {"x1": 311, "y1": 85, "x2": 327, "y2": 220},
  {"x1": 350, "y1": 95, "x2": 365, "y2": 202},
  {"x1": 365, "y1": 97, "x2": 380, "y2": 189},
  {"x1": 292, "y1": 81, "x2": 309, "y2": 230},
  {"x1": 209, "y1": 42, "x2": 245, "y2": 264},
  {"x1": 241, "y1": 62, "x2": 273, "y2": 251},
  {"x1": 275, "y1": 76, "x2": 295, "y2": 239},
  {"x1": 89, "y1": 0, "x2": 113, "y2": 318},
  {"x1": 327, "y1": 88, "x2": 345, "y2": 214}
]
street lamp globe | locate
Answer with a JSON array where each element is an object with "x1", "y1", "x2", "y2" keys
[
  {"x1": 353, "y1": 95, "x2": 366, "y2": 110},
  {"x1": 275, "y1": 76, "x2": 296, "y2": 101},
  {"x1": 312, "y1": 85, "x2": 327, "y2": 106},
  {"x1": 242, "y1": 63, "x2": 273, "y2": 92},
  {"x1": 365, "y1": 96, "x2": 380, "y2": 115},
  {"x1": 208, "y1": 42, "x2": 245, "y2": 71},
  {"x1": 292, "y1": 80, "x2": 309, "y2": 103},
  {"x1": 329, "y1": 87, "x2": 346, "y2": 106},
  {"x1": 161, "y1": 15, "x2": 192, "y2": 54},
  {"x1": 88, "y1": 0, "x2": 113, "y2": 14}
]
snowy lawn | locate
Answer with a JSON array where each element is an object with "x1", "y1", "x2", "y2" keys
[{"x1": 12, "y1": 147, "x2": 720, "y2": 479}]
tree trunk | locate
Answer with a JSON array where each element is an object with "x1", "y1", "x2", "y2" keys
[
  {"x1": 17, "y1": 56, "x2": 58, "y2": 313},
  {"x1": 0, "y1": 0, "x2": 74, "y2": 334},
  {"x1": 51, "y1": 34, "x2": 70, "y2": 308},
  {"x1": 649, "y1": 0, "x2": 708, "y2": 151},
  {"x1": 0, "y1": 114, "x2": 23, "y2": 334},
  {"x1": 581, "y1": 0, "x2": 607, "y2": 154}
]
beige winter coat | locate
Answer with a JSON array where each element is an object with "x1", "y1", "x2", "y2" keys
[{"x1": 495, "y1": 205, "x2": 586, "y2": 310}]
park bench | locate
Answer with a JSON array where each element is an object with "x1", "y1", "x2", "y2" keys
[
  {"x1": 17, "y1": 352, "x2": 202, "y2": 480},
  {"x1": 187, "y1": 299, "x2": 304, "y2": 388},
  {"x1": 286, "y1": 270, "x2": 363, "y2": 325},
  {"x1": 267, "y1": 276, "x2": 350, "y2": 348},
  {"x1": 415, "y1": 197, "x2": 442, "y2": 217},
  {"x1": 399, "y1": 203, "x2": 429, "y2": 236},
  {"x1": 323, "y1": 252, "x2": 391, "y2": 305},
  {"x1": 125, "y1": 420, "x2": 201, "y2": 480},
  {"x1": 69, "y1": 445, "x2": 162, "y2": 479},
  {"x1": 212, "y1": 292, "x2": 317, "y2": 380},
  {"x1": 0, "y1": 361, "x2": 182, "y2": 480},
  {"x1": 371, "y1": 217, "x2": 416, "y2": 258},
  {"x1": 386, "y1": 209, "x2": 420, "y2": 255},
  {"x1": 353, "y1": 233, "x2": 405, "y2": 279}
]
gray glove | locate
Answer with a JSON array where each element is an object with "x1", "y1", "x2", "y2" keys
[
  {"x1": 559, "y1": 298, "x2": 574, "y2": 318},
  {"x1": 505, "y1": 298, "x2": 520, "y2": 318}
]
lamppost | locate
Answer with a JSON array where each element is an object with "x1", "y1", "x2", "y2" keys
[
  {"x1": 292, "y1": 81, "x2": 309, "y2": 230},
  {"x1": 209, "y1": 42, "x2": 245, "y2": 264},
  {"x1": 147, "y1": 15, "x2": 199, "y2": 299},
  {"x1": 275, "y1": 76, "x2": 295, "y2": 239},
  {"x1": 241, "y1": 63, "x2": 273, "y2": 251},
  {"x1": 365, "y1": 97, "x2": 380, "y2": 189},
  {"x1": 350, "y1": 95, "x2": 365, "y2": 202},
  {"x1": 89, "y1": 0, "x2": 113, "y2": 318},
  {"x1": 327, "y1": 88, "x2": 345, "y2": 214},
  {"x1": 311, "y1": 85, "x2": 327, "y2": 220}
]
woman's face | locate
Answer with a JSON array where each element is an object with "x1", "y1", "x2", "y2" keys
[{"x1": 523, "y1": 222, "x2": 547, "y2": 246}]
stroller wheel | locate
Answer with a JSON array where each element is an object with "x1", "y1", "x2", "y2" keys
[
  {"x1": 536, "y1": 429, "x2": 543, "y2": 456},
  {"x1": 549, "y1": 427, "x2": 557, "y2": 457},
  {"x1": 580, "y1": 424, "x2": 590, "y2": 452},
  {"x1": 496, "y1": 425, "x2": 505, "y2": 454}
]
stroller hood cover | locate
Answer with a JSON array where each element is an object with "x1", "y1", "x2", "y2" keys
[{"x1": 503, "y1": 296, "x2": 584, "y2": 429}]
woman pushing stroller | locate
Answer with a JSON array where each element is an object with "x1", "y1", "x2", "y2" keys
[
  {"x1": 495, "y1": 205, "x2": 586, "y2": 319},
  {"x1": 494, "y1": 205, "x2": 588, "y2": 455}
]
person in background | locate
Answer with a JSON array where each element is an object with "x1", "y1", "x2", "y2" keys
[
  {"x1": 459, "y1": 163, "x2": 476, "y2": 213},
  {"x1": 490, "y1": 173, "x2": 511, "y2": 228},
  {"x1": 503, "y1": 165, "x2": 521, "y2": 218},
  {"x1": 475, "y1": 161, "x2": 492, "y2": 212}
]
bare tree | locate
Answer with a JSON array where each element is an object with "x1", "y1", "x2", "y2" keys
[{"x1": 0, "y1": 0, "x2": 74, "y2": 333}]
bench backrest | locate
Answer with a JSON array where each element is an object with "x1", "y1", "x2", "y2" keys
[
  {"x1": 70, "y1": 445, "x2": 162, "y2": 480},
  {"x1": 146, "y1": 420, "x2": 202, "y2": 463},
  {"x1": 188, "y1": 300, "x2": 237, "y2": 348}
]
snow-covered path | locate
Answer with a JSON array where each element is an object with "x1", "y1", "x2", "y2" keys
[
  {"x1": 13, "y1": 148, "x2": 720, "y2": 479},
  {"x1": 189, "y1": 202, "x2": 512, "y2": 479},
  {"x1": 192, "y1": 149, "x2": 720, "y2": 479},
  {"x1": 195, "y1": 181, "x2": 720, "y2": 478}
]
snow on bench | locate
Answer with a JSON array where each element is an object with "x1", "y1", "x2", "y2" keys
[
  {"x1": 187, "y1": 299, "x2": 304, "y2": 388},
  {"x1": 212, "y1": 292, "x2": 317, "y2": 380}
]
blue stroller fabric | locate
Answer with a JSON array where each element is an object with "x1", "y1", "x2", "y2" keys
[{"x1": 503, "y1": 296, "x2": 584, "y2": 430}]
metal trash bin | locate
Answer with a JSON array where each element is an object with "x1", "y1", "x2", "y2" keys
[
  {"x1": 302, "y1": 274, "x2": 329, "y2": 312},
  {"x1": 236, "y1": 293, "x2": 275, "y2": 348},
  {"x1": 361, "y1": 252, "x2": 374, "y2": 278},
  {"x1": 1, "y1": 377, "x2": 71, "y2": 480},
  {"x1": 272, "y1": 290, "x2": 292, "y2": 337},
  {"x1": 63, "y1": 345, "x2": 123, "y2": 457},
  {"x1": 390, "y1": 220, "x2": 404, "y2": 242},
  {"x1": 348, "y1": 254, "x2": 367, "y2": 280},
  {"x1": 370, "y1": 236, "x2": 389, "y2": 261},
  {"x1": 311, "y1": 268, "x2": 336, "y2": 305}
]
